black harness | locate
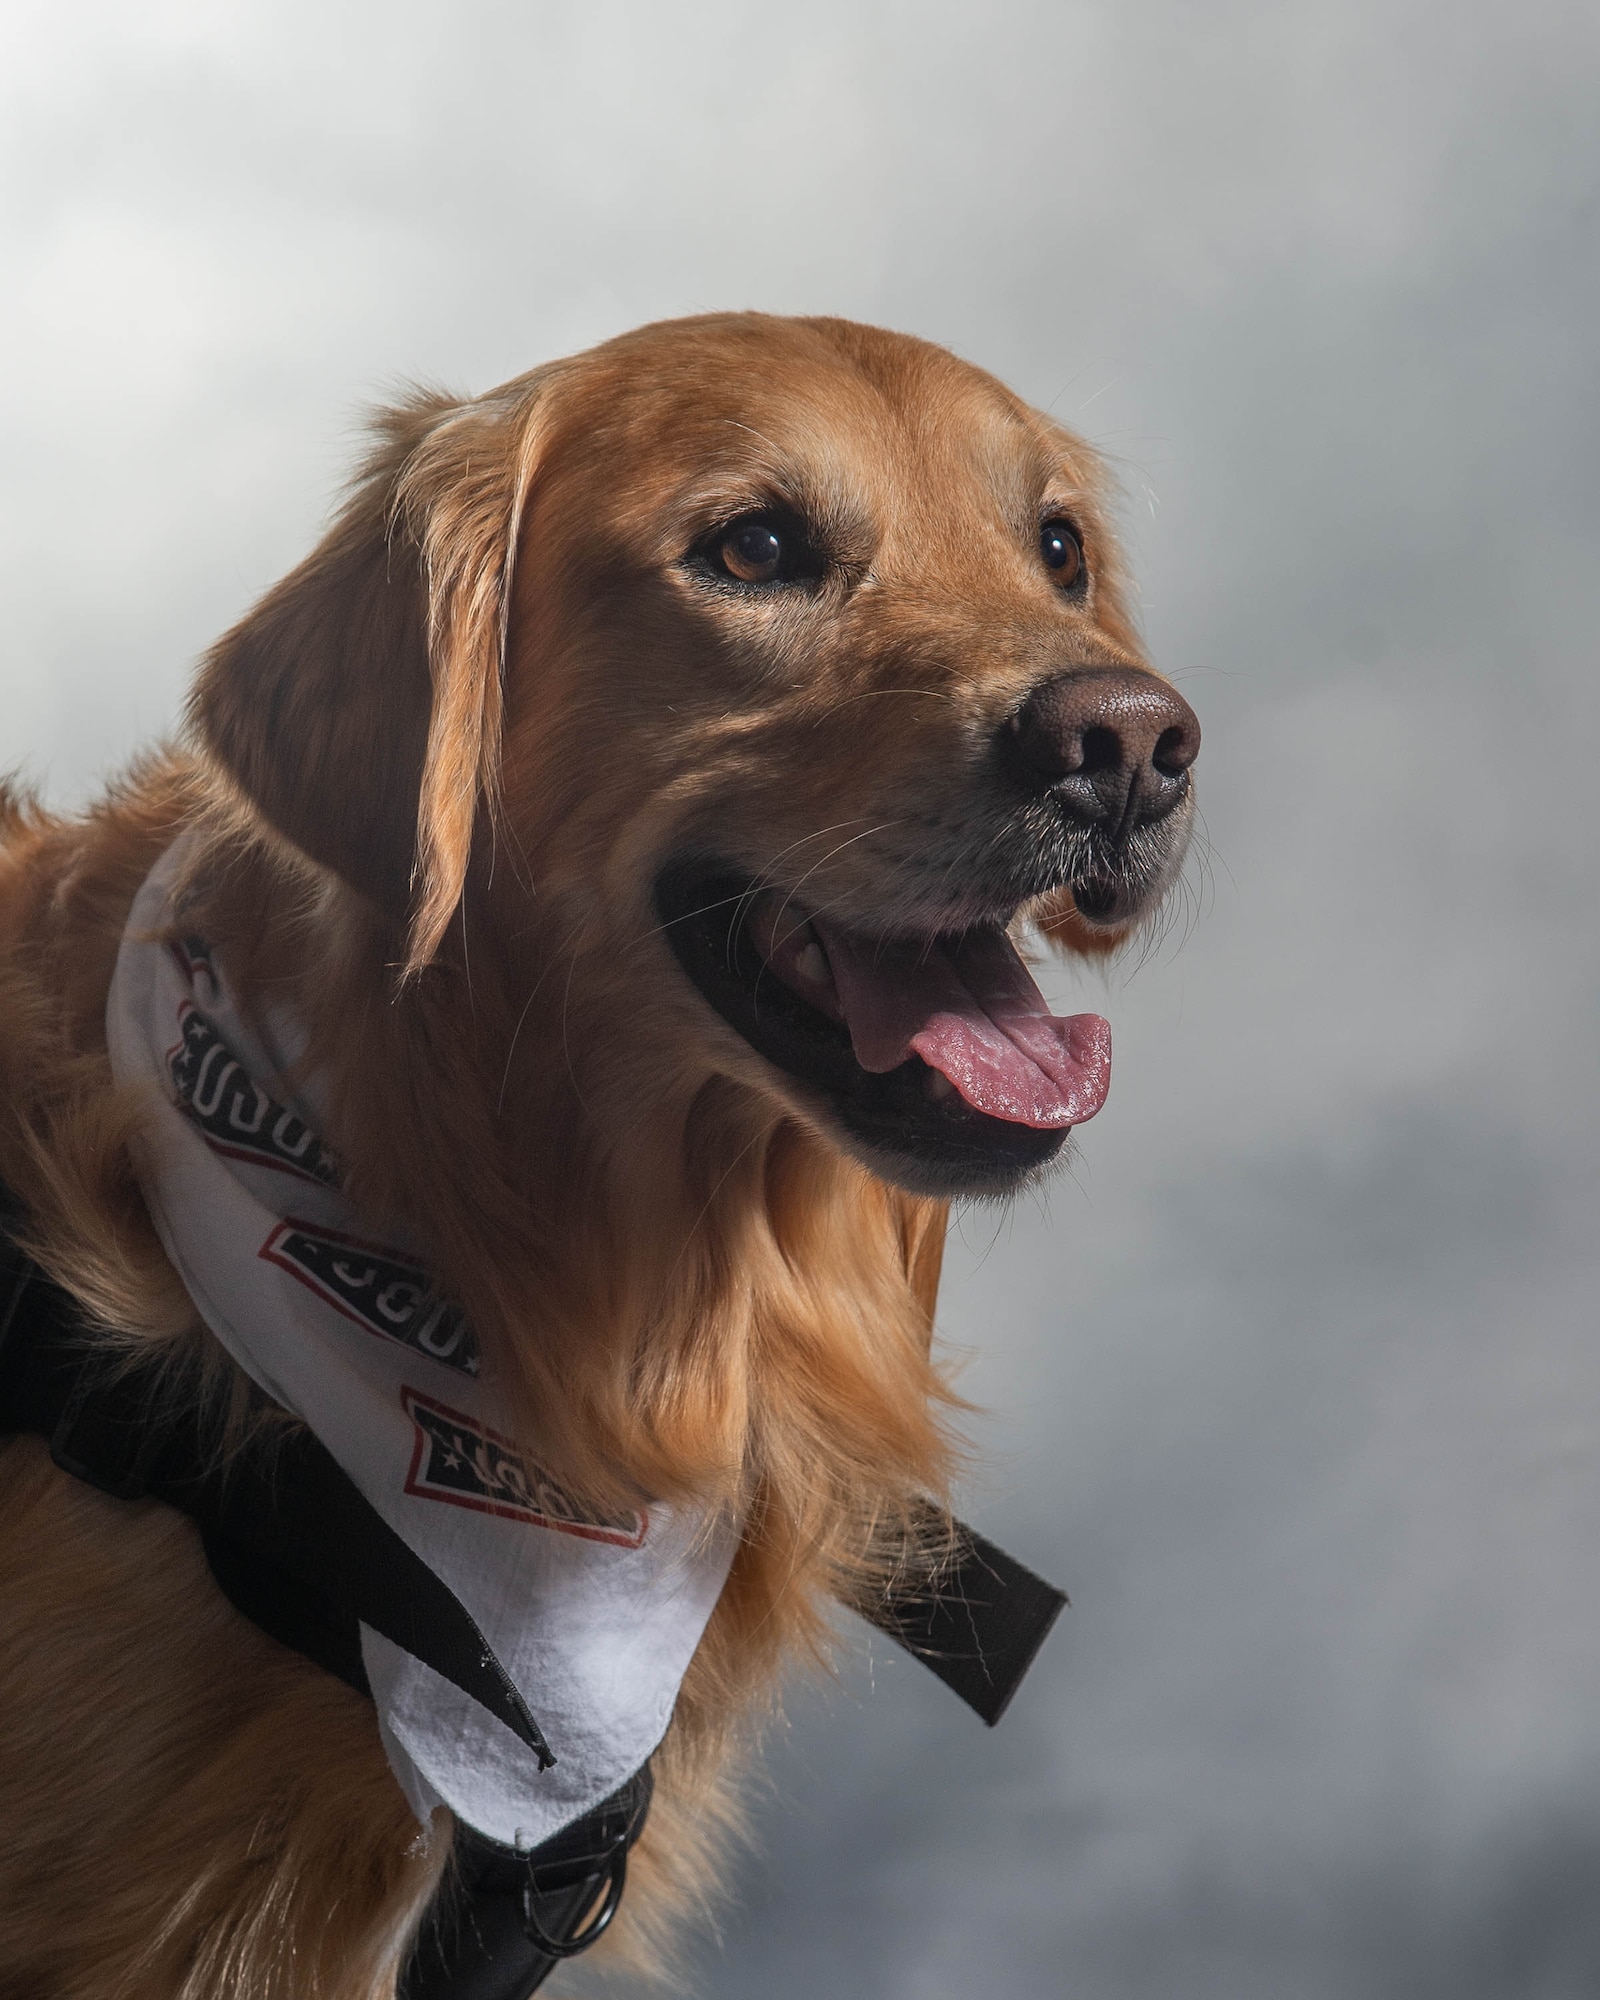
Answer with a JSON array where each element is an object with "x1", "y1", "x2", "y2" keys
[{"x1": 0, "y1": 1200, "x2": 1066, "y2": 1998}]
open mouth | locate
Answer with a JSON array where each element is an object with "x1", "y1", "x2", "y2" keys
[{"x1": 654, "y1": 859, "x2": 1111, "y2": 1197}]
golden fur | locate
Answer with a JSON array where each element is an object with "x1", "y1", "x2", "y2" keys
[{"x1": 0, "y1": 313, "x2": 1168, "y2": 1996}]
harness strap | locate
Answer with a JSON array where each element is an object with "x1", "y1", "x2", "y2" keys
[
  {"x1": 0, "y1": 1198, "x2": 1068, "y2": 1995},
  {"x1": 865, "y1": 1510, "x2": 1068, "y2": 1728},
  {"x1": 0, "y1": 1215, "x2": 640, "y2": 1995},
  {"x1": 399, "y1": 1767, "x2": 654, "y2": 2000},
  {"x1": 0, "y1": 1219, "x2": 553, "y2": 1770}
]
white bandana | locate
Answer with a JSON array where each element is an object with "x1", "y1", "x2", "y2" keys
[{"x1": 105, "y1": 838, "x2": 737, "y2": 1848}]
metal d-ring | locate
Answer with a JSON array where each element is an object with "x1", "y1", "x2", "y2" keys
[{"x1": 518, "y1": 1837, "x2": 628, "y2": 1959}]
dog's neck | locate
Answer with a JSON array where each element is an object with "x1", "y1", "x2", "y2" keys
[{"x1": 165, "y1": 805, "x2": 954, "y2": 1558}]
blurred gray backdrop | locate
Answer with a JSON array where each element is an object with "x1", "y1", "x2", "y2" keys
[{"x1": 3, "y1": 2, "x2": 1597, "y2": 1994}]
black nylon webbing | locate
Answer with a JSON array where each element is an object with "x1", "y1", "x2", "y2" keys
[
  {"x1": 0, "y1": 1210, "x2": 1068, "y2": 1734},
  {"x1": 0, "y1": 1195, "x2": 1068, "y2": 1991},
  {"x1": 0, "y1": 1215, "x2": 644, "y2": 1994},
  {"x1": 861, "y1": 1512, "x2": 1068, "y2": 1726},
  {"x1": 0, "y1": 1222, "x2": 553, "y2": 1770}
]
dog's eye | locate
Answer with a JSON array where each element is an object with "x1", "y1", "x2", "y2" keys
[
  {"x1": 692, "y1": 510, "x2": 824, "y2": 590},
  {"x1": 1040, "y1": 518, "x2": 1084, "y2": 589},
  {"x1": 720, "y1": 519, "x2": 786, "y2": 584}
]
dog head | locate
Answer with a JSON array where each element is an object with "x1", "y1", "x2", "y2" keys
[{"x1": 194, "y1": 314, "x2": 1198, "y2": 1203}]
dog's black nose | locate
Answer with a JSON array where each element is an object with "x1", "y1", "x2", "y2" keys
[{"x1": 1003, "y1": 669, "x2": 1200, "y2": 835}]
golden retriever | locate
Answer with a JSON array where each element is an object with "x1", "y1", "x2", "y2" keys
[{"x1": 0, "y1": 312, "x2": 1197, "y2": 1997}]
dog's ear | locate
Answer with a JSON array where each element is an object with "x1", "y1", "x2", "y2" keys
[{"x1": 189, "y1": 371, "x2": 559, "y2": 974}]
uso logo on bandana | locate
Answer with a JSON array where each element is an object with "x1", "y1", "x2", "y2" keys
[
  {"x1": 168, "y1": 1000, "x2": 341, "y2": 1189},
  {"x1": 401, "y1": 1387, "x2": 647, "y2": 1547},
  {"x1": 260, "y1": 1219, "x2": 479, "y2": 1375}
]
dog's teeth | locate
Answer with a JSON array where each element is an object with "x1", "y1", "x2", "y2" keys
[
  {"x1": 795, "y1": 940, "x2": 829, "y2": 986},
  {"x1": 924, "y1": 1068, "x2": 957, "y2": 1103}
]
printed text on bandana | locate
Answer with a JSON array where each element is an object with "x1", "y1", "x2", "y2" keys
[
  {"x1": 169, "y1": 999, "x2": 340, "y2": 1187},
  {"x1": 402, "y1": 1387, "x2": 647, "y2": 1546},
  {"x1": 261, "y1": 1219, "x2": 478, "y2": 1375}
]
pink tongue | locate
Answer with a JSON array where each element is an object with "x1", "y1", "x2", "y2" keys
[{"x1": 812, "y1": 920, "x2": 1111, "y2": 1130}]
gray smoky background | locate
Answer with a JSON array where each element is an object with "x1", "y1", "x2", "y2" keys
[{"x1": 3, "y1": 3, "x2": 1597, "y2": 1994}]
